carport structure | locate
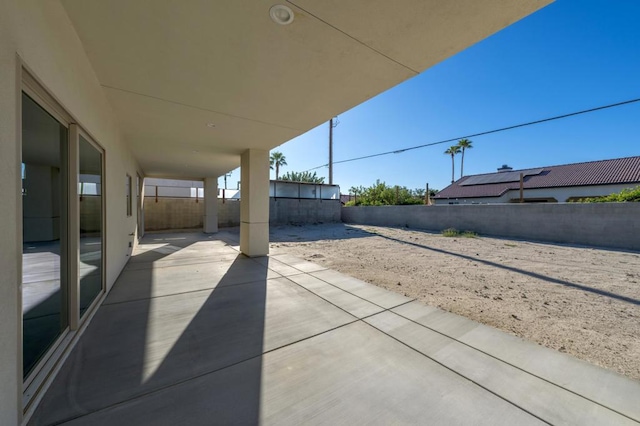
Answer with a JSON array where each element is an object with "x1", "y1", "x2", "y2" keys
[{"x1": 1, "y1": 1, "x2": 558, "y2": 424}]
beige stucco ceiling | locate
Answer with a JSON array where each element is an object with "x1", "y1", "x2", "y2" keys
[{"x1": 60, "y1": 0, "x2": 551, "y2": 179}]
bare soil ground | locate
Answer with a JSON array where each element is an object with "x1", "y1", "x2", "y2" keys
[{"x1": 269, "y1": 223, "x2": 640, "y2": 381}]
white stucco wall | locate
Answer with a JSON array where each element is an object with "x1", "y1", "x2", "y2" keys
[
  {"x1": 0, "y1": 1, "x2": 142, "y2": 423},
  {"x1": 0, "y1": 5, "x2": 22, "y2": 422}
]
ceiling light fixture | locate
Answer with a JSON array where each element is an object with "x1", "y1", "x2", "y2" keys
[{"x1": 270, "y1": 5, "x2": 294, "y2": 25}]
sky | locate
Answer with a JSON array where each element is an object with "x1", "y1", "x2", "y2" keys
[{"x1": 220, "y1": 0, "x2": 640, "y2": 193}]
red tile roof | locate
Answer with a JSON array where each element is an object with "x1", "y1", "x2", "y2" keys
[{"x1": 435, "y1": 156, "x2": 640, "y2": 199}]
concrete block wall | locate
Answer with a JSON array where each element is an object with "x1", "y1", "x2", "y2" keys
[
  {"x1": 144, "y1": 197, "x2": 204, "y2": 231},
  {"x1": 270, "y1": 199, "x2": 341, "y2": 225},
  {"x1": 218, "y1": 200, "x2": 241, "y2": 228},
  {"x1": 342, "y1": 203, "x2": 640, "y2": 251},
  {"x1": 145, "y1": 198, "x2": 342, "y2": 230}
]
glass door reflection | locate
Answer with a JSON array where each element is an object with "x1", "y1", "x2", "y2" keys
[
  {"x1": 78, "y1": 135, "x2": 103, "y2": 317},
  {"x1": 21, "y1": 93, "x2": 69, "y2": 379}
]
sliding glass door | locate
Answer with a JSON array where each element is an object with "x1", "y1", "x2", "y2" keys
[
  {"x1": 21, "y1": 93, "x2": 69, "y2": 379},
  {"x1": 21, "y1": 83, "x2": 106, "y2": 388}
]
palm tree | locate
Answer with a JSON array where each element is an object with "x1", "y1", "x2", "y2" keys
[
  {"x1": 457, "y1": 138, "x2": 473, "y2": 178},
  {"x1": 269, "y1": 151, "x2": 287, "y2": 180},
  {"x1": 444, "y1": 145, "x2": 461, "y2": 184}
]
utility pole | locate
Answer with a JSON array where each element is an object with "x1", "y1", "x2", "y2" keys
[
  {"x1": 329, "y1": 117, "x2": 339, "y2": 185},
  {"x1": 425, "y1": 183, "x2": 429, "y2": 205},
  {"x1": 329, "y1": 118, "x2": 333, "y2": 185}
]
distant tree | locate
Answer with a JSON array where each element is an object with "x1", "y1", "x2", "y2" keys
[
  {"x1": 269, "y1": 151, "x2": 287, "y2": 180},
  {"x1": 412, "y1": 188, "x2": 426, "y2": 199},
  {"x1": 345, "y1": 180, "x2": 423, "y2": 206},
  {"x1": 410, "y1": 187, "x2": 439, "y2": 204},
  {"x1": 349, "y1": 185, "x2": 365, "y2": 196},
  {"x1": 457, "y1": 138, "x2": 473, "y2": 178},
  {"x1": 444, "y1": 145, "x2": 461, "y2": 184},
  {"x1": 280, "y1": 171, "x2": 325, "y2": 183}
]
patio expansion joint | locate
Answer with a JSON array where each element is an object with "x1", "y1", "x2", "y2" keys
[
  {"x1": 303, "y1": 269, "x2": 416, "y2": 312},
  {"x1": 49, "y1": 291, "x2": 416, "y2": 425},
  {"x1": 283, "y1": 272, "x2": 416, "y2": 322},
  {"x1": 48, "y1": 318, "x2": 365, "y2": 426},
  {"x1": 101, "y1": 277, "x2": 284, "y2": 307},
  {"x1": 387, "y1": 309, "x2": 639, "y2": 423},
  {"x1": 271, "y1": 255, "x2": 638, "y2": 422},
  {"x1": 361, "y1": 317, "x2": 553, "y2": 426},
  {"x1": 245, "y1": 254, "x2": 324, "y2": 278},
  {"x1": 126, "y1": 255, "x2": 239, "y2": 270}
]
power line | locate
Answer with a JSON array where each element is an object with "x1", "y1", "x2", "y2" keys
[{"x1": 304, "y1": 97, "x2": 640, "y2": 171}]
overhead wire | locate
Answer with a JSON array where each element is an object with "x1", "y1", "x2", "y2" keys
[{"x1": 304, "y1": 97, "x2": 640, "y2": 171}]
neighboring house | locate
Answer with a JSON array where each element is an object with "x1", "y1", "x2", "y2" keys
[{"x1": 434, "y1": 156, "x2": 640, "y2": 204}]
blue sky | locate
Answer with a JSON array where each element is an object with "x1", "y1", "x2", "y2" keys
[{"x1": 221, "y1": 0, "x2": 640, "y2": 193}]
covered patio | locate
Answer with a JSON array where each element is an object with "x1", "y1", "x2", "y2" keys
[{"x1": 29, "y1": 231, "x2": 639, "y2": 425}]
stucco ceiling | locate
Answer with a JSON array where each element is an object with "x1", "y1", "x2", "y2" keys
[{"x1": 60, "y1": 0, "x2": 551, "y2": 179}]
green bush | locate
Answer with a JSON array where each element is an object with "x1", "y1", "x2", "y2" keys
[
  {"x1": 580, "y1": 186, "x2": 640, "y2": 203},
  {"x1": 441, "y1": 228, "x2": 477, "y2": 238},
  {"x1": 442, "y1": 228, "x2": 458, "y2": 237},
  {"x1": 346, "y1": 180, "x2": 437, "y2": 206}
]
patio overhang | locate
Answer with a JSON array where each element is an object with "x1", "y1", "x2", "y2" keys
[{"x1": 60, "y1": 0, "x2": 553, "y2": 179}]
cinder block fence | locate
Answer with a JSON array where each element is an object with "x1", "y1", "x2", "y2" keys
[{"x1": 342, "y1": 203, "x2": 640, "y2": 251}]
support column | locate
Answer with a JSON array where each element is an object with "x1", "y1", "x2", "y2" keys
[
  {"x1": 240, "y1": 149, "x2": 269, "y2": 257},
  {"x1": 203, "y1": 177, "x2": 218, "y2": 233}
]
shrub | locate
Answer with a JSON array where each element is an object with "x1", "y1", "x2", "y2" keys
[
  {"x1": 442, "y1": 228, "x2": 459, "y2": 237},
  {"x1": 346, "y1": 180, "x2": 437, "y2": 206},
  {"x1": 580, "y1": 186, "x2": 640, "y2": 203},
  {"x1": 441, "y1": 228, "x2": 478, "y2": 238}
]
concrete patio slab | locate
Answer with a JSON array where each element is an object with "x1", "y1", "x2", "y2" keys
[
  {"x1": 129, "y1": 242, "x2": 239, "y2": 265},
  {"x1": 392, "y1": 301, "x2": 640, "y2": 422},
  {"x1": 366, "y1": 311, "x2": 636, "y2": 425},
  {"x1": 28, "y1": 232, "x2": 640, "y2": 426},
  {"x1": 59, "y1": 322, "x2": 544, "y2": 426},
  {"x1": 252, "y1": 256, "x2": 305, "y2": 277},
  {"x1": 105, "y1": 257, "x2": 282, "y2": 304},
  {"x1": 311, "y1": 268, "x2": 413, "y2": 309},
  {"x1": 286, "y1": 273, "x2": 384, "y2": 319},
  {"x1": 269, "y1": 253, "x2": 328, "y2": 273},
  {"x1": 123, "y1": 251, "x2": 240, "y2": 271},
  {"x1": 30, "y1": 275, "x2": 355, "y2": 425}
]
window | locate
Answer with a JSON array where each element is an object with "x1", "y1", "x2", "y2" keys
[
  {"x1": 126, "y1": 174, "x2": 132, "y2": 216},
  {"x1": 79, "y1": 134, "x2": 104, "y2": 317}
]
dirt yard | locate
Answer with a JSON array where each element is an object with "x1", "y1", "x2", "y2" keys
[{"x1": 269, "y1": 223, "x2": 640, "y2": 381}]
